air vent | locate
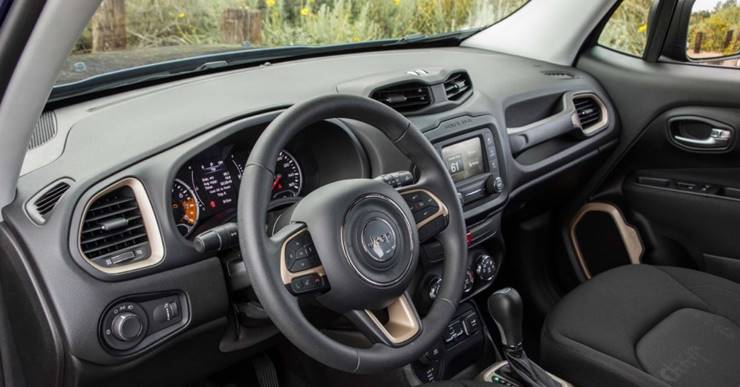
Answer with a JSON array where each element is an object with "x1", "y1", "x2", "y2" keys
[
  {"x1": 28, "y1": 111, "x2": 58, "y2": 150},
  {"x1": 542, "y1": 71, "x2": 575, "y2": 79},
  {"x1": 371, "y1": 83, "x2": 432, "y2": 113},
  {"x1": 443, "y1": 72, "x2": 472, "y2": 101},
  {"x1": 26, "y1": 179, "x2": 72, "y2": 224},
  {"x1": 573, "y1": 94, "x2": 605, "y2": 132},
  {"x1": 78, "y1": 178, "x2": 163, "y2": 274}
]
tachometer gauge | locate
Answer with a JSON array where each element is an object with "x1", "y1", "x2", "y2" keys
[
  {"x1": 171, "y1": 179, "x2": 200, "y2": 236},
  {"x1": 271, "y1": 150, "x2": 303, "y2": 199}
]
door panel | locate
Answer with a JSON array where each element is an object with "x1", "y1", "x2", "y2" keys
[{"x1": 569, "y1": 47, "x2": 740, "y2": 283}]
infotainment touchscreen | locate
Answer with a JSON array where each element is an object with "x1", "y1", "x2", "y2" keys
[{"x1": 440, "y1": 137, "x2": 485, "y2": 182}]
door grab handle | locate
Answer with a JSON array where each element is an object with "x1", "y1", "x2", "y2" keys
[{"x1": 673, "y1": 128, "x2": 732, "y2": 148}]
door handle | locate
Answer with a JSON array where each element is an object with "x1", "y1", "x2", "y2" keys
[
  {"x1": 673, "y1": 128, "x2": 732, "y2": 148},
  {"x1": 667, "y1": 116, "x2": 735, "y2": 153}
]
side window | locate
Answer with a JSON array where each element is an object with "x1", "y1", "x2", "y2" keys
[
  {"x1": 598, "y1": 0, "x2": 656, "y2": 57},
  {"x1": 687, "y1": 0, "x2": 740, "y2": 68}
]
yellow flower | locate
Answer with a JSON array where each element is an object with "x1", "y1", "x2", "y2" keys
[
  {"x1": 177, "y1": 11, "x2": 186, "y2": 18},
  {"x1": 266, "y1": 0, "x2": 276, "y2": 8},
  {"x1": 638, "y1": 24, "x2": 647, "y2": 33},
  {"x1": 300, "y1": 7, "x2": 310, "y2": 16},
  {"x1": 393, "y1": 0, "x2": 401, "y2": 5}
]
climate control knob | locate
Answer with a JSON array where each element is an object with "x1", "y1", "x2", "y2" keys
[
  {"x1": 475, "y1": 254, "x2": 496, "y2": 282},
  {"x1": 111, "y1": 312, "x2": 144, "y2": 342}
]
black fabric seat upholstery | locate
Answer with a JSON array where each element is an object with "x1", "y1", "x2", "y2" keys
[{"x1": 541, "y1": 264, "x2": 740, "y2": 387}]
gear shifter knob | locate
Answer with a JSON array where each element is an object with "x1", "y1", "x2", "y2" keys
[{"x1": 488, "y1": 287, "x2": 523, "y2": 348}]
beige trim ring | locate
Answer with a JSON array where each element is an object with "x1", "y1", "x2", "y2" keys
[
  {"x1": 279, "y1": 227, "x2": 326, "y2": 285},
  {"x1": 364, "y1": 294, "x2": 420, "y2": 345},
  {"x1": 78, "y1": 177, "x2": 164, "y2": 274},
  {"x1": 569, "y1": 202, "x2": 644, "y2": 279}
]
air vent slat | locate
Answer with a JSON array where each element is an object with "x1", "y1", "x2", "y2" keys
[
  {"x1": 443, "y1": 72, "x2": 472, "y2": 101},
  {"x1": 371, "y1": 82, "x2": 432, "y2": 114},
  {"x1": 573, "y1": 95, "x2": 603, "y2": 131},
  {"x1": 28, "y1": 181, "x2": 72, "y2": 223},
  {"x1": 80, "y1": 185, "x2": 150, "y2": 261}
]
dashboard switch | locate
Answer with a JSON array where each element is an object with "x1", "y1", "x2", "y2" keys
[
  {"x1": 111, "y1": 312, "x2": 144, "y2": 342},
  {"x1": 153, "y1": 301, "x2": 180, "y2": 324}
]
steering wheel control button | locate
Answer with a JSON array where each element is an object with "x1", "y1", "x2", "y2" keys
[
  {"x1": 285, "y1": 232, "x2": 321, "y2": 273},
  {"x1": 402, "y1": 190, "x2": 448, "y2": 242},
  {"x1": 289, "y1": 273, "x2": 326, "y2": 294}
]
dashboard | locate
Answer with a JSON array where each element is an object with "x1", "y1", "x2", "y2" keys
[{"x1": 4, "y1": 46, "x2": 619, "y2": 387}]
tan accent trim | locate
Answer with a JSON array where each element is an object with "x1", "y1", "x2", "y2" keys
[
  {"x1": 478, "y1": 361, "x2": 573, "y2": 386},
  {"x1": 364, "y1": 294, "x2": 420, "y2": 345},
  {"x1": 279, "y1": 228, "x2": 325, "y2": 285},
  {"x1": 572, "y1": 91, "x2": 609, "y2": 137},
  {"x1": 399, "y1": 188, "x2": 448, "y2": 229},
  {"x1": 569, "y1": 202, "x2": 644, "y2": 279},
  {"x1": 78, "y1": 177, "x2": 164, "y2": 274}
]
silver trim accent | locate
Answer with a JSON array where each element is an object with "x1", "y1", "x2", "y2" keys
[{"x1": 78, "y1": 178, "x2": 165, "y2": 274}]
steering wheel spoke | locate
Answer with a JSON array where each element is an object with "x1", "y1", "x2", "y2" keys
[
  {"x1": 397, "y1": 185, "x2": 450, "y2": 243},
  {"x1": 344, "y1": 293, "x2": 421, "y2": 347},
  {"x1": 270, "y1": 223, "x2": 329, "y2": 295}
]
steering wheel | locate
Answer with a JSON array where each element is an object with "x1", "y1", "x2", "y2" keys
[{"x1": 238, "y1": 94, "x2": 467, "y2": 373}]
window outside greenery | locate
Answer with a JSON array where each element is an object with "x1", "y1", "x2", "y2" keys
[
  {"x1": 598, "y1": 0, "x2": 655, "y2": 57},
  {"x1": 687, "y1": 0, "x2": 739, "y2": 67},
  {"x1": 59, "y1": 0, "x2": 529, "y2": 85}
]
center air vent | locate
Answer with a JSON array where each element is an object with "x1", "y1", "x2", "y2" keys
[
  {"x1": 371, "y1": 82, "x2": 432, "y2": 113},
  {"x1": 443, "y1": 72, "x2": 472, "y2": 101},
  {"x1": 78, "y1": 178, "x2": 163, "y2": 274},
  {"x1": 573, "y1": 94, "x2": 607, "y2": 135}
]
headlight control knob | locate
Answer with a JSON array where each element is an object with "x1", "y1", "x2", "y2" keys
[{"x1": 111, "y1": 312, "x2": 144, "y2": 342}]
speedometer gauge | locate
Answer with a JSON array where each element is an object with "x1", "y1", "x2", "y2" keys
[
  {"x1": 271, "y1": 150, "x2": 303, "y2": 199},
  {"x1": 171, "y1": 179, "x2": 199, "y2": 236}
]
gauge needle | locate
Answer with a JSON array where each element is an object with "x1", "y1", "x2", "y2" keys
[{"x1": 272, "y1": 174, "x2": 282, "y2": 190}]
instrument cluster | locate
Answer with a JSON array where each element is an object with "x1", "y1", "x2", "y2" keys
[{"x1": 171, "y1": 144, "x2": 303, "y2": 238}]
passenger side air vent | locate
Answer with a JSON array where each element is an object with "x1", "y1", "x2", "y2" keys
[
  {"x1": 78, "y1": 178, "x2": 163, "y2": 274},
  {"x1": 26, "y1": 179, "x2": 72, "y2": 224},
  {"x1": 371, "y1": 82, "x2": 432, "y2": 113},
  {"x1": 573, "y1": 94, "x2": 607, "y2": 135},
  {"x1": 443, "y1": 72, "x2": 472, "y2": 101}
]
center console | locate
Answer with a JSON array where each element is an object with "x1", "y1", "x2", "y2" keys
[{"x1": 434, "y1": 127, "x2": 505, "y2": 206}]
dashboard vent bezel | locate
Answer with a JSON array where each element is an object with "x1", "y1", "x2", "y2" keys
[
  {"x1": 572, "y1": 92, "x2": 608, "y2": 136},
  {"x1": 78, "y1": 178, "x2": 164, "y2": 274},
  {"x1": 26, "y1": 179, "x2": 73, "y2": 224},
  {"x1": 370, "y1": 82, "x2": 432, "y2": 114},
  {"x1": 443, "y1": 72, "x2": 472, "y2": 101}
]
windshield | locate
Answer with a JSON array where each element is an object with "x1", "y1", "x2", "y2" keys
[{"x1": 57, "y1": 0, "x2": 528, "y2": 86}]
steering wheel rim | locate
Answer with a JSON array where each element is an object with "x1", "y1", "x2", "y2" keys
[{"x1": 238, "y1": 94, "x2": 466, "y2": 374}]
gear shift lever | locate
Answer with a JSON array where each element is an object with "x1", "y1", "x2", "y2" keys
[
  {"x1": 487, "y1": 288, "x2": 560, "y2": 387},
  {"x1": 488, "y1": 287, "x2": 524, "y2": 349}
]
